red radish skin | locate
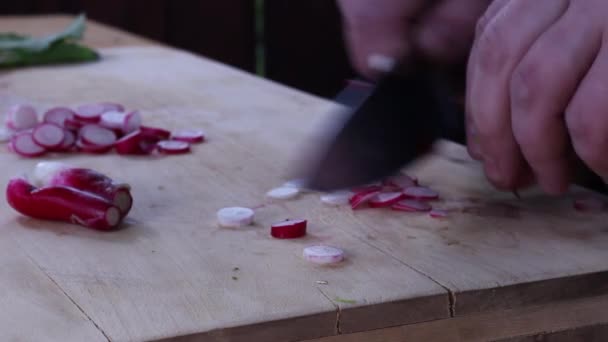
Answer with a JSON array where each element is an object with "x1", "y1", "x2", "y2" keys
[
  {"x1": 32, "y1": 123, "x2": 65, "y2": 148},
  {"x1": 429, "y1": 209, "x2": 448, "y2": 218},
  {"x1": 115, "y1": 130, "x2": 159, "y2": 155},
  {"x1": 11, "y1": 132, "x2": 46, "y2": 157},
  {"x1": 76, "y1": 140, "x2": 113, "y2": 154},
  {"x1": 350, "y1": 188, "x2": 382, "y2": 209},
  {"x1": 403, "y1": 186, "x2": 439, "y2": 201},
  {"x1": 6, "y1": 177, "x2": 122, "y2": 231},
  {"x1": 140, "y1": 126, "x2": 171, "y2": 140},
  {"x1": 79, "y1": 125, "x2": 117, "y2": 146},
  {"x1": 65, "y1": 118, "x2": 85, "y2": 131},
  {"x1": 43, "y1": 107, "x2": 75, "y2": 127},
  {"x1": 75, "y1": 104, "x2": 106, "y2": 122},
  {"x1": 6, "y1": 104, "x2": 38, "y2": 131},
  {"x1": 350, "y1": 184, "x2": 382, "y2": 194},
  {"x1": 123, "y1": 110, "x2": 142, "y2": 134},
  {"x1": 54, "y1": 130, "x2": 75, "y2": 151},
  {"x1": 34, "y1": 162, "x2": 133, "y2": 215},
  {"x1": 271, "y1": 219, "x2": 307, "y2": 239},
  {"x1": 392, "y1": 199, "x2": 432, "y2": 212},
  {"x1": 369, "y1": 192, "x2": 405, "y2": 208},
  {"x1": 172, "y1": 129, "x2": 205, "y2": 143},
  {"x1": 157, "y1": 140, "x2": 190, "y2": 154}
]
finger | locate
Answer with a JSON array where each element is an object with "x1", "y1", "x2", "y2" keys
[
  {"x1": 566, "y1": 44, "x2": 608, "y2": 180},
  {"x1": 510, "y1": 5, "x2": 602, "y2": 194},
  {"x1": 467, "y1": 0, "x2": 568, "y2": 190}
]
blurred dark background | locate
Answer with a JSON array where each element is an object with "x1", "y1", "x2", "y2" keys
[{"x1": 0, "y1": 0, "x2": 357, "y2": 99}]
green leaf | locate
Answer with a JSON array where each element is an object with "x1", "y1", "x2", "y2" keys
[
  {"x1": 0, "y1": 14, "x2": 86, "y2": 51},
  {"x1": 0, "y1": 41, "x2": 98, "y2": 68}
]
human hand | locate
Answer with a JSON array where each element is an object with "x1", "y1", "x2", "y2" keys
[
  {"x1": 466, "y1": 0, "x2": 608, "y2": 194},
  {"x1": 336, "y1": 0, "x2": 490, "y2": 78}
]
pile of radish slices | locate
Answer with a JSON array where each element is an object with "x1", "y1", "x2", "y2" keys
[{"x1": 3, "y1": 103, "x2": 205, "y2": 157}]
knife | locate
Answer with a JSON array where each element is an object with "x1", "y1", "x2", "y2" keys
[{"x1": 301, "y1": 61, "x2": 608, "y2": 194}]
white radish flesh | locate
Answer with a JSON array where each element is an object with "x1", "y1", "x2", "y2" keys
[
  {"x1": 157, "y1": 140, "x2": 190, "y2": 154},
  {"x1": 43, "y1": 107, "x2": 75, "y2": 127},
  {"x1": 79, "y1": 125, "x2": 117, "y2": 147},
  {"x1": 115, "y1": 130, "x2": 158, "y2": 155},
  {"x1": 349, "y1": 188, "x2": 381, "y2": 209},
  {"x1": 0, "y1": 127, "x2": 14, "y2": 142},
  {"x1": 172, "y1": 129, "x2": 205, "y2": 143},
  {"x1": 123, "y1": 110, "x2": 142, "y2": 134},
  {"x1": 392, "y1": 199, "x2": 432, "y2": 212},
  {"x1": 369, "y1": 192, "x2": 405, "y2": 208},
  {"x1": 266, "y1": 187, "x2": 299, "y2": 200},
  {"x1": 76, "y1": 139, "x2": 113, "y2": 154},
  {"x1": 57, "y1": 130, "x2": 75, "y2": 151},
  {"x1": 303, "y1": 246, "x2": 344, "y2": 265},
  {"x1": 403, "y1": 186, "x2": 439, "y2": 200},
  {"x1": 11, "y1": 132, "x2": 46, "y2": 157},
  {"x1": 6, "y1": 104, "x2": 38, "y2": 131},
  {"x1": 217, "y1": 207, "x2": 254, "y2": 228},
  {"x1": 32, "y1": 123, "x2": 65, "y2": 148},
  {"x1": 100, "y1": 111, "x2": 127, "y2": 130},
  {"x1": 320, "y1": 190, "x2": 354, "y2": 206},
  {"x1": 75, "y1": 104, "x2": 106, "y2": 122}
]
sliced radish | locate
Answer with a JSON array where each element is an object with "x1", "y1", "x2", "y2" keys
[
  {"x1": 6, "y1": 104, "x2": 38, "y2": 131},
  {"x1": 79, "y1": 125, "x2": 117, "y2": 147},
  {"x1": 351, "y1": 184, "x2": 382, "y2": 193},
  {"x1": 157, "y1": 140, "x2": 190, "y2": 154},
  {"x1": 76, "y1": 139, "x2": 113, "y2": 154},
  {"x1": 43, "y1": 107, "x2": 75, "y2": 127},
  {"x1": 429, "y1": 209, "x2": 449, "y2": 218},
  {"x1": 115, "y1": 130, "x2": 158, "y2": 155},
  {"x1": 99, "y1": 102, "x2": 125, "y2": 112},
  {"x1": 349, "y1": 188, "x2": 381, "y2": 209},
  {"x1": 392, "y1": 199, "x2": 432, "y2": 212},
  {"x1": 75, "y1": 104, "x2": 106, "y2": 122},
  {"x1": 100, "y1": 111, "x2": 127, "y2": 130},
  {"x1": 217, "y1": 207, "x2": 254, "y2": 228},
  {"x1": 0, "y1": 127, "x2": 14, "y2": 142},
  {"x1": 303, "y1": 245, "x2": 344, "y2": 265},
  {"x1": 271, "y1": 219, "x2": 307, "y2": 239},
  {"x1": 123, "y1": 110, "x2": 142, "y2": 134},
  {"x1": 369, "y1": 192, "x2": 405, "y2": 208},
  {"x1": 403, "y1": 186, "x2": 439, "y2": 200},
  {"x1": 172, "y1": 129, "x2": 205, "y2": 143},
  {"x1": 11, "y1": 132, "x2": 46, "y2": 157},
  {"x1": 573, "y1": 196, "x2": 606, "y2": 212},
  {"x1": 65, "y1": 118, "x2": 85, "y2": 131},
  {"x1": 320, "y1": 190, "x2": 354, "y2": 206},
  {"x1": 53, "y1": 130, "x2": 75, "y2": 151},
  {"x1": 266, "y1": 187, "x2": 299, "y2": 200},
  {"x1": 140, "y1": 126, "x2": 171, "y2": 140},
  {"x1": 32, "y1": 123, "x2": 65, "y2": 148}
]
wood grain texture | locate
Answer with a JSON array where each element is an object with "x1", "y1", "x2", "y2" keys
[{"x1": 0, "y1": 46, "x2": 447, "y2": 341}]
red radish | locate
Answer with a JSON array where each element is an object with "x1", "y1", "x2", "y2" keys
[
  {"x1": 140, "y1": 126, "x2": 171, "y2": 140},
  {"x1": 123, "y1": 110, "x2": 142, "y2": 134},
  {"x1": 266, "y1": 187, "x2": 300, "y2": 200},
  {"x1": 76, "y1": 139, "x2": 113, "y2": 154},
  {"x1": 349, "y1": 188, "x2": 381, "y2": 209},
  {"x1": 392, "y1": 199, "x2": 432, "y2": 212},
  {"x1": 320, "y1": 190, "x2": 354, "y2": 206},
  {"x1": 429, "y1": 209, "x2": 448, "y2": 218},
  {"x1": 157, "y1": 140, "x2": 190, "y2": 154},
  {"x1": 32, "y1": 123, "x2": 65, "y2": 148},
  {"x1": 303, "y1": 245, "x2": 344, "y2": 265},
  {"x1": 115, "y1": 130, "x2": 159, "y2": 155},
  {"x1": 100, "y1": 111, "x2": 127, "y2": 130},
  {"x1": 369, "y1": 192, "x2": 405, "y2": 208},
  {"x1": 403, "y1": 186, "x2": 439, "y2": 200},
  {"x1": 43, "y1": 107, "x2": 75, "y2": 127},
  {"x1": 271, "y1": 219, "x2": 307, "y2": 239},
  {"x1": 10, "y1": 132, "x2": 46, "y2": 157},
  {"x1": 99, "y1": 102, "x2": 125, "y2": 112},
  {"x1": 6, "y1": 177, "x2": 122, "y2": 231},
  {"x1": 33, "y1": 161, "x2": 132, "y2": 215},
  {"x1": 217, "y1": 207, "x2": 254, "y2": 228},
  {"x1": 54, "y1": 130, "x2": 75, "y2": 151},
  {"x1": 172, "y1": 129, "x2": 205, "y2": 143},
  {"x1": 573, "y1": 196, "x2": 606, "y2": 212},
  {"x1": 75, "y1": 104, "x2": 107, "y2": 122},
  {"x1": 65, "y1": 118, "x2": 85, "y2": 131},
  {"x1": 0, "y1": 127, "x2": 13, "y2": 143},
  {"x1": 5, "y1": 104, "x2": 38, "y2": 131},
  {"x1": 79, "y1": 124, "x2": 117, "y2": 147}
]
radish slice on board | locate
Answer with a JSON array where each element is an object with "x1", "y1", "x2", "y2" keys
[
  {"x1": 140, "y1": 126, "x2": 171, "y2": 140},
  {"x1": 266, "y1": 187, "x2": 299, "y2": 200},
  {"x1": 6, "y1": 104, "x2": 38, "y2": 131},
  {"x1": 43, "y1": 107, "x2": 75, "y2": 127},
  {"x1": 76, "y1": 139, "x2": 113, "y2": 154},
  {"x1": 75, "y1": 104, "x2": 106, "y2": 122},
  {"x1": 65, "y1": 118, "x2": 85, "y2": 131},
  {"x1": 0, "y1": 127, "x2": 14, "y2": 142},
  {"x1": 157, "y1": 140, "x2": 190, "y2": 154},
  {"x1": 79, "y1": 125, "x2": 117, "y2": 147},
  {"x1": 115, "y1": 130, "x2": 158, "y2": 155},
  {"x1": 99, "y1": 102, "x2": 125, "y2": 112},
  {"x1": 100, "y1": 111, "x2": 127, "y2": 130},
  {"x1": 32, "y1": 123, "x2": 65, "y2": 148},
  {"x1": 123, "y1": 110, "x2": 142, "y2": 134},
  {"x1": 217, "y1": 207, "x2": 254, "y2": 228},
  {"x1": 573, "y1": 196, "x2": 606, "y2": 212},
  {"x1": 172, "y1": 129, "x2": 205, "y2": 143},
  {"x1": 11, "y1": 132, "x2": 46, "y2": 157},
  {"x1": 403, "y1": 186, "x2": 439, "y2": 200},
  {"x1": 392, "y1": 199, "x2": 432, "y2": 212},
  {"x1": 429, "y1": 209, "x2": 448, "y2": 218},
  {"x1": 320, "y1": 190, "x2": 354, "y2": 206},
  {"x1": 54, "y1": 130, "x2": 75, "y2": 151},
  {"x1": 303, "y1": 246, "x2": 344, "y2": 265},
  {"x1": 349, "y1": 188, "x2": 381, "y2": 209},
  {"x1": 369, "y1": 192, "x2": 405, "y2": 208},
  {"x1": 271, "y1": 219, "x2": 307, "y2": 239}
]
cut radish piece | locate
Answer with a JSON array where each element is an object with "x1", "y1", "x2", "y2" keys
[
  {"x1": 56, "y1": 130, "x2": 75, "y2": 151},
  {"x1": 271, "y1": 219, "x2": 307, "y2": 239},
  {"x1": 123, "y1": 110, "x2": 142, "y2": 134},
  {"x1": 115, "y1": 130, "x2": 159, "y2": 155},
  {"x1": 43, "y1": 107, "x2": 75, "y2": 127},
  {"x1": 217, "y1": 207, "x2": 254, "y2": 228},
  {"x1": 65, "y1": 118, "x2": 85, "y2": 131},
  {"x1": 75, "y1": 104, "x2": 106, "y2": 122},
  {"x1": 140, "y1": 126, "x2": 171, "y2": 140},
  {"x1": 100, "y1": 111, "x2": 127, "y2": 130},
  {"x1": 266, "y1": 187, "x2": 299, "y2": 200},
  {"x1": 303, "y1": 245, "x2": 344, "y2": 265},
  {"x1": 32, "y1": 123, "x2": 65, "y2": 148},
  {"x1": 99, "y1": 102, "x2": 125, "y2": 112},
  {"x1": 79, "y1": 125, "x2": 117, "y2": 147},
  {"x1": 76, "y1": 139, "x2": 113, "y2": 154},
  {"x1": 11, "y1": 132, "x2": 46, "y2": 157},
  {"x1": 349, "y1": 188, "x2": 381, "y2": 209},
  {"x1": 392, "y1": 199, "x2": 432, "y2": 212},
  {"x1": 0, "y1": 127, "x2": 14, "y2": 142},
  {"x1": 172, "y1": 129, "x2": 205, "y2": 143},
  {"x1": 573, "y1": 196, "x2": 606, "y2": 212},
  {"x1": 403, "y1": 186, "x2": 439, "y2": 200},
  {"x1": 5, "y1": 104, "x2": 38, "y2": 131},
  {"x1": 429, "y1": 209, "x2": 448, "y2": 218},
  {"x1": 320, "y1": 190, "x2": 354, "y2": 206},
  {"x1": 157, "y1": 140, "x2": 190, "y2": 154},
  {"x1": 369, "y1": 192, "x2": 405, "y2": 208},
  {"x1": 351, "y1": 184, "x2": 382, "y2": 193},
  {"x1": 6, "y1": 177, "x2": 122, "y2": 231},
  {"x1": 282, "y1": 179, "x2": 306, "y2": 189}
]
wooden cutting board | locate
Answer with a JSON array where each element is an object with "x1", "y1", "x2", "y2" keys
[{"x1": 0, "y1": 46, "x2": 607, "y2": 342}]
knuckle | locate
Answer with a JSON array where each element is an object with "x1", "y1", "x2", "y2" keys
[
  {"x1": 473, "y1": 21, "x2": 511, "y2": 75},
  {"x1": 510, "y1": 60, "x2": 543, "y2": 113}
]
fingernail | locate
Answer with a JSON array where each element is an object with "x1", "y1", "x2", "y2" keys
[{"x1": 485, "y1": 160, "x2": 504, "y2": 185}]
